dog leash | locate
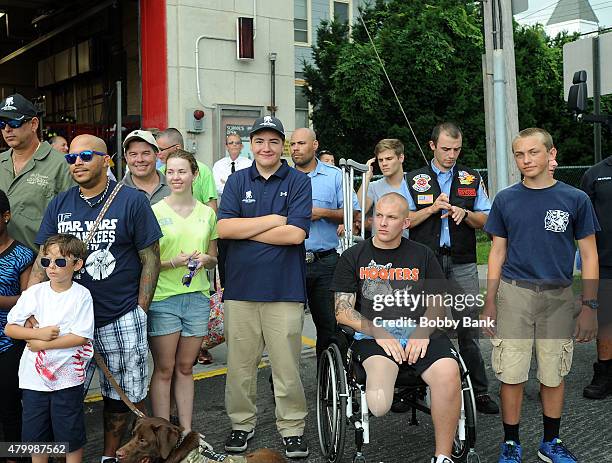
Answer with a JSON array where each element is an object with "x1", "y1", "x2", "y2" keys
[
  {"x1": 94, "y1": 351, "x2": 146, "y2": 418},
  {"x1": 79, "y1": 182, "x2": 146, "y2": 418}
]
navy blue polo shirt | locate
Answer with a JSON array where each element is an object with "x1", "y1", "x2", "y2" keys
[{"x1": 218, "y1": 160, "x2": 312, "y2": 302}]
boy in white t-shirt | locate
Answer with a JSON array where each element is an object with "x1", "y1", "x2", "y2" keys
[{"x1": 5, "y1": 234, "x2": 94, "y2": 463}]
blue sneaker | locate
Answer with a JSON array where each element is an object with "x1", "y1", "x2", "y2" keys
[
  {"x1": 538, "y1": 438, "x2": 577, "y2": 462},
  {"x1": 499, "y1": 441, "x2": 522, "y2": 462}
]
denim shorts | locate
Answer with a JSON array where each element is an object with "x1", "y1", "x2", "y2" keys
[
  {"x1": 22, "y1": 385, "x2": 86, "y2": 452},
  {"x1": 148, "y1": 292, "x2": 210, "y2": 337}
]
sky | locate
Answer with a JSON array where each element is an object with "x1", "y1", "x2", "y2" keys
[{"x1": 514, "y1": 0, "x2": 612, "y2": 28}]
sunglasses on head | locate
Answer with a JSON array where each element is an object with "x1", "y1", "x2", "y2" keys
[
  {"x1": 0, "y1": 118, "x2": 32, "y2": 130},
  {"x1": 65, "y1": 150, "x2": 106, "y2": 164},
  {"x1": 40, "y1": 257, "x2": 78, "y2": 268}
]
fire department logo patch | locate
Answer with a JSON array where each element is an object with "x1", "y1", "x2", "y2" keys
[
  {"x1": 412, "y1": 174, "x2": 431, "y2": 192},
  {"x1": 458, "y1": 170, "x2": 476, "y2": 185}
]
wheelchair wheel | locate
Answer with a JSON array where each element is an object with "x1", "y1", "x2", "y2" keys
[
  {"x1": 317, "y1": 343, "x2": 348, "y2": 463},
  {"x1": 452, "y1": 358, "x2": 478, "y2": 462}
]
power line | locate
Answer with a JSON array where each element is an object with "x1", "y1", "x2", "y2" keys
[
  {"x1": 356, "y1": 10, "x2": 428, "y2": 164},
  {"x1": 520, "y1": 0, "x2": 612, "y2": 23},
  {"x1": 518, "y1": 0, "x2": 560, "y2": 19}
]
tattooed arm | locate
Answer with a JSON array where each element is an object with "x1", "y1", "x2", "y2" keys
[
  {"x1": 335, "y1": 292, "x2": 380, "y2": 337},
  {"x1": 137, "y1": 241, "x2": 161, "y2": 312},
  {"x1": 335, "y1": 291, "x2": 407, "y2": 363},
  {"x1": 27, "y1": 246, "x2": 49, "y2": 288}
]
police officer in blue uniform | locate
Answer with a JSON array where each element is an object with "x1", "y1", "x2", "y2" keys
[{"x1": 290, "y1": 127, "x2": 350, "y2": 361}]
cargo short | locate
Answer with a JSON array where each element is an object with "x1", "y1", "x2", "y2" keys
[{"x1": 490, "y1": 278, "x2": 580, "y2": 387}]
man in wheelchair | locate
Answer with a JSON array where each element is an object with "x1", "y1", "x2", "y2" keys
[{"x1": 331, "y1": 193, "x2": 462, "y2": 463}]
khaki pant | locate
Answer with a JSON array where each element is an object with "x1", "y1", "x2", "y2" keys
[
  {"x1": 491, "y1": 279, "x2": 579, "y2": 387},
  {"x1": 224, "y1": 300, "x2": 307, "y2": 437}
]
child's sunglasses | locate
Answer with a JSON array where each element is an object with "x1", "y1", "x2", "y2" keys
[
  {"x1": 40, "y1": 257, "x2": 78, "y2": 268},
  {"x1": 65, "y1": 150, "x2": 107, "y2": 164},
  {"x1": 0, "y1": 118, "x2": 32, "y2": 130}
]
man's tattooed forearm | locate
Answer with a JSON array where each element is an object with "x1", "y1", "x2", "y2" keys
[
  {"x1": 138, "y1": 241, "x2": 160, "y2": 311},
  {"x1": 335, "y1": 292, "x2": 361, "y2": 320}
]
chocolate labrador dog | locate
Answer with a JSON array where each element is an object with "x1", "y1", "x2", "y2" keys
[{"x1": 116, "y1": 417, "x2": 286, "y2": 463}]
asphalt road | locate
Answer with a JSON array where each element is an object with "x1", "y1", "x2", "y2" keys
[{"x1": 80, "y1": 337, "x2": 612, "y2": 463}]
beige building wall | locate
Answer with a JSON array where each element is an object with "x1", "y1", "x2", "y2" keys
[{"x1": 166, "y1": 0, "x2": 295, "y2": 167}]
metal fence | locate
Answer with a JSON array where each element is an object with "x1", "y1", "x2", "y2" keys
[
  {"x1": 475, "y1": 166, "x2": 591, "y2": 189},
  {"x1": 367, "y1": 166, "x2": 592, "y2": 189}
]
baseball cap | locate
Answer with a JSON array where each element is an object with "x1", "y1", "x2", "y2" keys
[
  {"x1": 249, "y1": 115, "x2": 285, "y2": 140},
  {"x1": 123, "y1": 129, "x2": 159, "y2": 153},
  {"x1": 0, "y1": 94, "x2": 38, "y2": 120}
]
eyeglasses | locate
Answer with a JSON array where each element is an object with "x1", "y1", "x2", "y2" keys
[
  {"x1": 65, "y1": 150, "x2": 106, "y2": 164},
  {"x1": 158, "y1": 144, "x2": 178, "y2": 152},
  {"x1": 227, "y1": 141, "x2": 243, "y2": 146},
  {"x1": 0, "y1": 118, "x2": 32, "y2": 130},
  {"x1": 40, "y1": 257, "x2": 78, "y2": 268}
]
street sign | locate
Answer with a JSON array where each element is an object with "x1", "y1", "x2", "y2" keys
[
  {"x1": 563, "y1": 32, "x2": 612, "y2": 99},
  {"x1": 512, "y1": 0, "x2": 529, "y2": 15}
]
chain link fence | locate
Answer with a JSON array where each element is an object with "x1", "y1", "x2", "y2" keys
[
  {"x1": 475, "y1": 165, "x2": 591, "y2": 189},
  {"x1": 368, "y1": 165, "x2": 592, "y2": 190}
]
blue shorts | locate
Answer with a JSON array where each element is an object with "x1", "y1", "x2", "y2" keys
[
  {"x1": 148, "y1": 292, "x2": 210, "y2": 337},
  {"x1": 22, "y1": 385, "x2": 86, "y2": 453}
]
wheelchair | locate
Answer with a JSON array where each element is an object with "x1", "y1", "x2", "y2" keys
[{"x1": 316, "y1": 327, "x2": 479, "y2": 463}]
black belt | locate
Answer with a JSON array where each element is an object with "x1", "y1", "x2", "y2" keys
[
  {"x1": 305, "y1": 249, "x2": 336, "y2": 263},
  {"x1": 501, "y1": 276, "x2": 569, "y2": 292},
  {"x1": 437, "y1": 246, "x2": 452, "y2": 256}
]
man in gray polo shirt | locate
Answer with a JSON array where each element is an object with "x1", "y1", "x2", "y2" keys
[{"x1": 121, "y1": 130, "x2": 170, "y2": 204}]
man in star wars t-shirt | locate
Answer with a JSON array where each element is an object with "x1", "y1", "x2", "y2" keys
[{"x1": 29, "y1": 134, "x2": 162, "y2": 462}]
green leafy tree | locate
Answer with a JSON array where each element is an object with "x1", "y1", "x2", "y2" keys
[
  {"x1": 304, "y1": 0, "x2": 484, "y2": 171},
  {"x1": 304, "y1": 0, "x2": 610, "y2": 172}
]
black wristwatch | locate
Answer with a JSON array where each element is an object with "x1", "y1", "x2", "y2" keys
[
  {"x1": 582, "y1": 299, "x2": 599, "y2": 310},
  {"x1": 463, "y1": 208, "x2": 469, "y2": 218}
]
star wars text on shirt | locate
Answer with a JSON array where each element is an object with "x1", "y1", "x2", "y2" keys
[{"x1": 57, "y1": 213, "x2": 118, "y2": 281}]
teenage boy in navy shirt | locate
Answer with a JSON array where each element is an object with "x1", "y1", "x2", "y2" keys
[
  {"x1": 217, "y1": 116, "x2": 312, "y2": 459},
  {"x1": 483, "y1": 128, "x2": 599, "y2": 463}
]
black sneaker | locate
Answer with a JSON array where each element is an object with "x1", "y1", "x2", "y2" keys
[
  {"x1": 224, "y1": 429, "x2": 254, "y2": 452},
  {"x1": 583, "y1": 361, "x2": 612, "y2": 399},
  {"x1": 283, "y1": 435, "x2": 309, "y2": 458},
  {"x1": 475, "y1": 394, "x2": 499, "y2": 414}
]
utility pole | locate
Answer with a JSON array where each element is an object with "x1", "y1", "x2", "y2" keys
[{"x1": 482, "y1": 0, "x2": 520, "y2": 196}]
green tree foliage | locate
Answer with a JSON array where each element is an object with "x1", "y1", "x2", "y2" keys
[{"x1": 304, "y1": 0, "x2": 611, "y2": 169}]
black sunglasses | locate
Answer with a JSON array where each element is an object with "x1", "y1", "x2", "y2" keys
[
  {"x1": 0, "y1": 118, "x2": 32, "y2": 130},
  {"x1": 40, "y1": 257, "x2": 78, "y2": 268},
  {"x1": 65, "y1": 150, "x2": 106, "y2": 164}
]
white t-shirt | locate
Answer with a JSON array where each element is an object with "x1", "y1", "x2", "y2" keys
[{"x1": 7, "y1": 281, "x2": 95, "y2": 392}]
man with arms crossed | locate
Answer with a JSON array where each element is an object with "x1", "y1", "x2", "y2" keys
[
  {"x1": 218, "y1": 116, "x2": 312, "y2": 458},
  {"x1": 333, "y1": 193, "x2": 461, "y2": 463},
  {"x1": 29, "y1": 134, "x2": 162, "y2": 462},
  {"x1": 483, "y1": 128, "x2": 599, "y2": 463}
]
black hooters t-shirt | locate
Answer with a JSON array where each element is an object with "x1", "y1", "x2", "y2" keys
[
  {"x1": 35, "y1": 181, "x2": 163, "y2": 327},
  {"x1": 331, "y1": 238, "x2": 445, "y2": 343}
]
